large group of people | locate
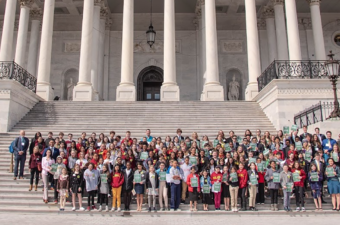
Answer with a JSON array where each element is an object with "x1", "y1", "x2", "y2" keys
[{"x1": 11, "y1": 126, "x2": 340, "y2": 212}]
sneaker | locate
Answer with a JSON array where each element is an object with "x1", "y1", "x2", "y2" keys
[
  {"x1": 59, "y1": 208, "x2": 63, "y2": 211},
  {"x1": 92, "y1": 205, "x2": 97, "y2": 210},
  {"x1": 153, "y1": 207, "x2": 157, "y2": 212},
  {"x1": 105, "y1": 206, "x2": 109, "y2": 212},
  {"x1": 117, "y1": 207, "x2": 121, "y2": 212},
  {"x1": 301, "y1": 207, "x2": 306, "y2": 212},
  {"x1": 54, "y1": 200, "x2": 58, "y2": 204},
  {"x1": 72, "y1": 207, "x2": 76, "y2": 211},
  {"x1": 296, "y1": 207, "x2": 300, "y2": 212},
  {"x1": 176, "y1": 208, "x2": 181, "y2": 211},
  {"x1": 235, "y1": 208, "x2": 238, "y2": 212},
  {"x1": 215, "y1": 208, "x2": 218, "y2": 211},
  {"x1": 79, "y1": 207, "x2": 85, "y2": 211},
  {"x1": 162, "y1": 208, "x2": 165, "y2": 211},
  {"x1": 261, "y1": 203, "x2": 264, "y2": 205},
  {"x1": 98, "y1": 206, "x2": 102, "y2": 212},
  {"x1": 170, "y1": 209, "x2": 174, "y2": 212},
  {"x1": 110, "y1": 208, "x2": 116, "y2": 212},
  {"x1": 86, "y1": 206, "x2": 91, "y2": 211}
]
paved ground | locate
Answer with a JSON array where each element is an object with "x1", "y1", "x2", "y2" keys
[{"x1": 0, "y1": 213, "x2": 339, "y2": 225}]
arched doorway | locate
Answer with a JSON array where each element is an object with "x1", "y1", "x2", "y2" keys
[{"x1": 137, "y1": 66, "x2": 163, "y2": 101}]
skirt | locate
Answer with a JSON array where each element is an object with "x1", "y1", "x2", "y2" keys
[
  {"x1": 188, "y1": 188, "x2": 198, "y2": 201},
  {"x1": 202, "y1": 193, "x2": 211, "y2": 204},
  {"x1": 135, "y1": 183, "x2": 145, "y2": 195},
  {"x1": 222, "y1": 183, "x2": 230, "y2": 198},
  {"x1": 327, "y1": 179, "x2": 340, "y2": 194},
  {"x1": 71, "y1": 184, "x2": 82, "y2": 194}
]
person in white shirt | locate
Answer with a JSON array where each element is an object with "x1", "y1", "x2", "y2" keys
[
  {"x1": 169, "y1": 161, "x2": 182, "y2": 211},
  {"x1": 180, "y1": 157, "x2": 192, "y2": 204}
]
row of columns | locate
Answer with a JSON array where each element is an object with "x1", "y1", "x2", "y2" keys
[{"x1": 245, "y1": 0, "x2": 327, "y2": 100}]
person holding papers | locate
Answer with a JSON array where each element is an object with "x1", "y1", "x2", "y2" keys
[
  {"x1": 187, "y1": 166, "x2": 200, "y2": 211},
  {"x1": 325, "y1": 158, "x2": 340, "y2": 211},
  {"x1": 308, "y1": 163, "x2": 323, "y2": 211},
  {"x1": 291, "y1": 161, "x2": 306, "y2": 212},
  {"x1": 265, "y1": 161, "x2": 281, "y2": 211},
  {"x1": 211, "y1": 165, "x2": 223, "y2": 211},
  {"x1": 133, "y1": 162, "x2": 146, "y2": 212}
]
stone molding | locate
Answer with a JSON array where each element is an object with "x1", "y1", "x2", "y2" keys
[
  {"x1": 20, "y1": 0, "x2": 34, "y2": 8},
  {"x1": 220, "y1": 40, "x2": 243, "y2": 53},
  {"x1": 100, "y1": 7, "x2": 109, "y2": 20},
  {"x1": 307, "y1": 0, "x2": 321, "y2": 6},
  {"x1": 272, "y1": 0, "x2": 284, "y2": 6},
  {"x1": 134, "y1": 40, "x2": 181, "y2": 53}
]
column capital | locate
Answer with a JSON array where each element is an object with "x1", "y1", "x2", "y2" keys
[
  {"x1": 307, "y1": 0, "x2": 321, "y2": 6},
  {"x1": 195, "y1": 0, "x2": 204, "y2": 19},
  {"x1": 193, "y1": 18, "x2": 199, "y2": 30},
  {"x1": 105, "y1": 17, "x2": 112, "y2": 30},
  {"x1": 272, "y1": 0, "x2": 285, "y2": 6},
  {"x1": 257, "y1": 19, "x2": 266, "y2": 30},
  {"x1": 30, "y1": 8, "x2": 43, "y2": 21},
  {"x1": 262, "y1": 6, "x2": 275, "y2": 18},
  {"x1": 94, "y1": 0, "x2": 103, "y2": 7},
  {"x1": 100, "y1": 6, "x2": 109, "y2": 19},
  {"x1": 299, "y1": 17, "x2": 312, "y2": 29},
  {"x1": 19, "y1": 0, "x2": 34, "y2": 8}
]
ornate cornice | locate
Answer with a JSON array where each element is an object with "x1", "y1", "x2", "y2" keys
[
  {"x1": 307, "y1": 0, "x2": 321, "y2": 6},
  {"x1": 30, "y1": 8, "x2": 43, "y2": 21},
  {"x1": 272, "y1": 0, "x2": 284, "y2": 6},
  {"x1": 100, "y1": 7, "x2": 109, "y2": 20},
  {"x1": 195, "y1": 0, "x2": 204, "y2": 19},
  {"x1": 94, "y1": 0, "x2": 103, "y2": 7},
  {"x1": 20, "y1": 0, "x2": 34, "y2": 8},
  {"x1": 262, "y1": 6, "x2": 275, "y2": 18}
]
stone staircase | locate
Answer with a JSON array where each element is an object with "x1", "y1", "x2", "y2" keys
[{"x1": 0, "y1": 101, "x2": 335, "y2": 214}]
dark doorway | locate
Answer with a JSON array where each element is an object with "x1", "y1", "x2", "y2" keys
[{"x1": 137, "y1": 66, "x2": 163, "y2": 101}]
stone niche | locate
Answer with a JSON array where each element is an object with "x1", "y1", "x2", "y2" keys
[{"x1": 61, "y1": 68, "x2": 79, "y2": 100}]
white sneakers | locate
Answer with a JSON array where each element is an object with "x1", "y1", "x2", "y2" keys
[
  {"x1": 105, "y1": 206, "x2": 109, "y2": 212},
  {"x1": 72, "y1": 207, "x2": 76, "y2": 211},
  {"x1": 110, "y1": 208, "x2": 116, "y2": 212},
  {"x1": 98, "y1": 206, "x2": 102, "y2": 212},
  {"x1": 117, "y1": 208, "x2": 121, "y2": 212},
  {"x1": 232, "y1": 207, "x2": 238, "y2": 212}
]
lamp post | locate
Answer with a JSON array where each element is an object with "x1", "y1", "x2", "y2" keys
[
  {"x1": 146, "y1": 0, "x2": 156, "y2": 48},
  {"x1": 325, "y1": 51, "x2": 340, "y2": 119}
]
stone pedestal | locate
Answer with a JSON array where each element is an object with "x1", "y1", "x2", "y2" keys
[
  {"x1": 245, "y1": 83, "x2": 258, "y2": 101},
  {"x1": 36, "y1": 83, "x2": 54, "y2": 101},
  {"x1": 201, "y1": 85, "x2": 224, "y2": 101},
  {"x1": 73, "y1": 85, "x2": 94, "y2": 101},
  {"x1": 160, "y1": 85, "x2": 180, "y2": 101},
  {"x1": 0, "y1": 80, "x2": 42, "y2": 132},
  {"x1": 116, "y1": 85, "x2": 136, "y2": 101}
]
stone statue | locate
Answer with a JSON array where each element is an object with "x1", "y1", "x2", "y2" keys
[
  {"x1": 67, "y1": 78, "x2": 75, "y2": 100},
  {"x1": 228, "y1": 75, "x2": 240, "y2": 100}
]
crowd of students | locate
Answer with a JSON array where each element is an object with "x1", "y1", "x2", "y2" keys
[{"x1": 12, "y1": 126, "x2": 340, "y2": 212}]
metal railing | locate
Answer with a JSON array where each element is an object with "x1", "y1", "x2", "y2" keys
[
  {"x1": 0, "y1": 61, "x2": 37, "y2": 93},
  {"x1": 294, "y1": 101, "x2": 340, "y2": 128},
  {"x1": 258, "y1": 60, "x2": 329, "y2": 92}
]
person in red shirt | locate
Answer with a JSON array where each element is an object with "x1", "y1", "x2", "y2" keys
[
  {"x1": 256, "y1": 158, "x2": 266, "y2": 204},
  {"x1": 186, "y1": 166, "x2": 200, "y2": 211},
  {"x1": 285, "y1": 152, "x2": 295, "y2": 171},
  {"x1": 237, "y1": 162, "x2": 248, "y2": 211},
  {"x1": 120, "y1": 143, "x2": 128, "y2": 160},
  {"x1": 121, "y1": 131, "x2": 133, "y2": 148},
  {"x1": 211, "y1": 165, "x2": 223, "y2": 210},
  {"x1": 287, "y1": 144, "x2": 298, "y2": 161},
  {"x1": 291, "y1": 161, "x2": 307, "y2": 212},
  {"x1": 96, "y1": 144, "x2": 108, "y2": 159},
  {"x1": 65, "y1": 133, "x2": 74, "y2": 152},
  {"x1": 59, "y1": 151, "x2": 68, "y2": 168},
  {"x1": 90, "y1": 153, "x2": 99, "y2": 169},
  {"x1": 110, "y1": 165, "x2": 125, "y2": 211},
  {"x1": 273, "y1": 143, "x2": 285, "y2": 160}
]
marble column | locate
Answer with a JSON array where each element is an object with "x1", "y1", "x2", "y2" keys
[
  {"x1": 103, "y1": 18, "x2": 112, "y2": 101},
  {"x1": 15, "y1": 0, "x2": 33, "y2": 68},
  {"x1": 0, "y1": 0, "x2": 17, "y2": 61},
  {"x1": 90, "y1": 0, "x2": 102, "y2": 101},
  {"x1": 73, "y1": 0, "x2": 95, "y2": 101},
  {"x1": 36, "y1": 0, "x2": 55, "y2": 101},
  {"x1": 116, "y1": 0, "x2": 136, "y2": 101},
  {"x1": 244, "y1": 0, "x2": 261, "y2": 100},
  {"x1": 27, "y1": 8, "x2": 42, "y2": 77},
  {"x1": 161, "y1": 0, "x2": 180, "y2": 101},
  {"x1": 308, "y1": 0, "x2": 326, "y2": 60},
  {"x1": 263, "y1": 6, "x2": 277, "y2": 64},
  {"x1": 273, "y1": 0, "x2": 289, "y2": 60},
  {"x1": 285, "y1": 0, "x2": 302, "y2": 61},
  {"x1": 201, "y1": 0, "x2": 224, "y2": 101},
  {"x1": 98, "y1": 7, "x2": 108, "y2": 100}
]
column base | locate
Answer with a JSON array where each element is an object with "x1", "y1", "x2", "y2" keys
[
  {"x1": 116, "y1": 85, "x2": 136, "y2": 101},
  {"x1": 160, "y1": 85, "x2": 180, "y2": 101},
  {"x1": 73, "y1": 85, "x2": 94, "y2": 101},
  {"x1": 245, "y1": 83, "x2": 259, "y2": 101},
  {"x1": 36, "y1": 83, "x2": 54, "y2": 101},
  {"x1": 93, "y1": 92, "x2": 99, "y2": 101},
  {"x1": 201, "y1": 85, "x2": 224, "y2": 101}
]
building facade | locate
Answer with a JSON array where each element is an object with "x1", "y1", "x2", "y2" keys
[{"x1": 0, "y1": 0, "x2": 340, "y2": 102}]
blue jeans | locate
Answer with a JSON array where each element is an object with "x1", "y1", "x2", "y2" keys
[
  {"x1": 170, "y1": 183, "x2": 181, "y2": 209},
  {"x1": 14, "y1": 154, "x2": 26, "y2": 177}
]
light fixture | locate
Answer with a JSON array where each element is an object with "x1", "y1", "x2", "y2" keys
[
  {"x1": 325, "y1": 51, "x2": 340, "y2": 119},
  {"x1": 146, "y1": 0, "x2": 156, "y2": 48}
]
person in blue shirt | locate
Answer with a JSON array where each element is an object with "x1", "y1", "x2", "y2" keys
[
  {"x1": 322, "y1": 131, "x2": 337, "y2": 165},
  {"x1": 140, "y1": 129, "x2": 153, "y2": 143}
]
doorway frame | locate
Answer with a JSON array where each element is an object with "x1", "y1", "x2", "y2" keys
[{"x1": 137, "y1": 66, "x2": 164, "y2": 101}]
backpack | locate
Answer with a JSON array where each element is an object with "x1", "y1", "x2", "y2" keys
[{"x1": 9, "y1": 140, "x2": 15, "y2": 154}]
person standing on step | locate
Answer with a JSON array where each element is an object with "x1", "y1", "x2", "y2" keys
[
  {"x1": 110, "y1": 164, "x2": 125, "y2": 212},
  {"x1": 145, "y1": 165, "x2": 159, "y2": 212},
  {"x1": 29, "y1": 132, "x2": 41, "y2": 155},
  {"x1": 42, "y1": 149, "x2": 55, "y2": 203},
  {"x1": 169, "y1": 160, "x2": 182, "y2": 211},
  {"x1": 247, "y1": 162, "x2": 258, "y2": 211},
  {"x1": 134, "y1": 162, "x2": 146, "y2": 211},
  {"x1": 84, "y1": 163, "x2": 99, "y2": 211},
  {"x1": 123, "y1": 161, "x2": 134, "y2": 211},
  {"x1": 265, "y1": 160, "x2": 281, "y2": 211},
  {"x1": 291, "y1": 161, "x2": 306, "y2": 212},
  {"x1": 187, "y1": 166, "x2": 200, "y2": 212},
  {"x1": 156, "y1": 162, "x2": 169, "y2": 211},
  {"x1": 325, "y1": 158, "x2": 340, "y2": 211},
  {"x1": 53, "y1": 156, "x2": 66, "y2": 204},
  {"x1": 70, "y1": 164, "x2": 85, "y2": 211},
  {"x1": 13, "y1": 130, "x2": 29, "y2": 180},
  {"x1": 98, "y1": 164, "x2": 111, "y2": 212},
  {"x1": 237, "y1": 163, "x2": 248, "y2": 211},
  {"x1": 228, "y1": 166, "x2": 239, "y2": 212},
  {"x1": 211, "y1": 165, "x2": 223, "y2": 211},
  {"x1": 180, "y1": 156, "x2": 192, "y2": 204},
  {"x1": 28, "y1": 146, "x2": 42, "y2": 191},
  {"x1": 280, "y1": 164, "x2": 293, "y2": 212},
  {"x1": 308, "y1": 163, "x2": 323, "y2": 211},
  {"x1": 44, "y1": 132, "x2": 54, "y2": 148},
  {"x1": 57, "y1": 168, "x2": 69, "y2": 211}
]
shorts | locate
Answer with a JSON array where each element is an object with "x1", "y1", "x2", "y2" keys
[{"x1": 312, "y1": 189, "x2": 321, "y2": 199}]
